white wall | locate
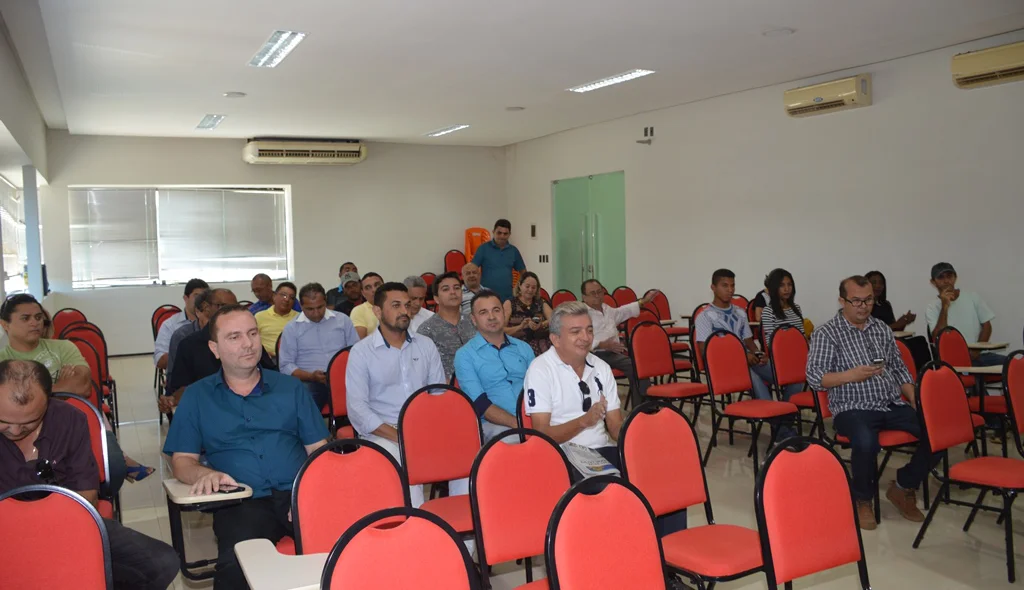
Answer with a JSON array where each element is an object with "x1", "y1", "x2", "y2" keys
[
  {"x1": 41, "y1": 131, "x2": 506, "y2": 354},
  {"x1": 506, "y1": 30, "x2": 1024, "y2": 350}
]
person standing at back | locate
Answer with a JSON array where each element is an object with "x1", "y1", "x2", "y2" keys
[{"x1": 471, "y1": 219, "x2": 526, "y2": 303}]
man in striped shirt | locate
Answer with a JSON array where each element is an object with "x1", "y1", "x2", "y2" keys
[{"x1": 806, "y1": 275, "x2": 941, "y2": 531}]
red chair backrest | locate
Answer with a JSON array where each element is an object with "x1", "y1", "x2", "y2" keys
[
  {"x1": 64, "y1": 327, "x2": 111, "y2": 383},
  {"x1": 625, "y1": 309, "x2": 659, "y2": 341},
  {"x1": 756, "y1": 440, "x2": 865, "y2": 586},
  {"x1": 896, "y1": 340, "x2": 918, "y2": 383},
  {"x1": 689, "y1": 303, "x2": 711, "y2": 373},
  {"x1": 150, "y1": 305, "x2": 180, "y2": 338},
  {"x1": 323, "y1": 508, "x2": 477, "y2": 590},
  {"x1": 1005, "y1": 352, "x2": 1024, "y2": 436},
  {"x1": 516, "y1": 391, "x2": 533, "y2": 430},
  {"x1": 704, "y1": 331, "x2": 754, "y2": 396},
  {"x1": 935, "y1": 327, "x2": 975, "y2": 387},
  {"x1": 293, "y1": 440, "x2": 409, "y2": 555},
  {"x1": 602, "y1": 294, "x2": 617, "y2": 308},
  {"x1": 444, "y1": 250, "x2": 467, "y2": 275},
  {"x1": 629, "y1": 322, "x2": 674, "y2": 381},
  {"x1": 0, "y1": 485, "x2": 112, "y2": 589},
  {"x1": 471, "y1": 432, "x2": 571, "y2": 566},
  {"x1": 327, "y1": 348, "x2": 352, "y2": 420},
  {"x1": 612, "y1": 286, "x2": 637, "y2": 307},
  {"x1": 769, "y1": 326, "x2": 808, "y2": 388},
  {"x1": 647, "y1": 290, "x2": 671, "y2": 322},
  {"x1": 547, "y1": 477, "x2": 666, "y2": 590},
  {"x1": 53, "y1": 309, "x2": 88, "y2": 340},
  {"x1": 538, "y1": 288, "x2": 551, "y2": 305},
  {"x1": 64, "y1": 338, "x2": 104, "y2": 408},
  {"x1": 421, "y1": 273, "x2": 437, "y2": 288},
  {"x1": 55, "y1": 395, "x2": 109, "y2": 486},
  {"x1": 550, "y1": 290, "x2": 576, "y2": 308},
  {"x1": 731, "y1": 294, "x2": 750, "y2": 310},
  {"x1": 918, "y1": 362, "x2": 977, "y2": 452},
  {"x1": 399, "y1": 387, "x2": 482, "y2": 485},
  {"x1": 621, "y1": 404, "x2": 707, "y2": 516}
]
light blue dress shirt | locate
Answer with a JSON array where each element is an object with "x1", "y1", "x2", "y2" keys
[
  {"x1": 278, "y1": 310, "x2": 359, "y2": 377},
  {"x1": 454, "y1": 333, "x2": 534, "y2": 415},
  {"x1": 345, "y1": 328, "x2": 445, "y2": 435},
  {"x1": 154, "y1": 311, "x2": 189, "y2": 364}
]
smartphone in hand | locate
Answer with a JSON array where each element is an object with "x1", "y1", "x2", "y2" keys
[
  {"x1": 871, "y1": 357, "x2": 886, "y2": 369},
  {"x1": 215, "y1": 485, "x2": 244, "y2": 494}
]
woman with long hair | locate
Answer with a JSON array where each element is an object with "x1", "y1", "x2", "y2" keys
[
  {"x1": 761, "y1": 268, "x2": 804, "y2": 348},
  {"x1": 503, "y1": 272, "x2": 553, "y2": 355}
]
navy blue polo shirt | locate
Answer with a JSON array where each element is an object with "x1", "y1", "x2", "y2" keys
[
  {"x1": 162, "y1": 369, "x2": 329, "y2": 498},
  {"x1": 471, "y1": 240, "x2": 526, "y2": 302}
]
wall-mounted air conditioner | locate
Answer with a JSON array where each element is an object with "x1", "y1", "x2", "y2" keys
[
  {"x1": 951, "y1": 40, "x2": 1024, "y2": 89},
  {"x1": 242, "y1": 138, "x2": 367, "y2": 165},
  {"x1": 784, "y1": 74, "x2": 872, "y2": 118}
]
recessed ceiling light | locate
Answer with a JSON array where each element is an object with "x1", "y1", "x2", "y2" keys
[
  {"x1": 248, "y1": 30, "x2": 307, "y2": 68},
  {"x1": 567, "y1": 69, "x2": 655, "y2": 93},
  {"x1": 223, "y1": 91, "x2": 247, "y2": 98},
  {"x1": 425, "y1": 124, "x2": 470, "y2": 137},
  {"x1": 196, "y1": 114, "x2": 226, "y2": 130},
  {"x1": 762, "y1": 27, "x2": 796, "y2": 37},
  {"x1": 505, "y1": 106, "x2": 525, "y2": 112}
]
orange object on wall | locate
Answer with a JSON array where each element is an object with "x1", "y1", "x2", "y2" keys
[{"x1": 464, "y1": 227, "x2": 491, "y2": 260}]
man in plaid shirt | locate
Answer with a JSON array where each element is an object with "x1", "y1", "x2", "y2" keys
[{"x1": 806, "y1": 275, "x2": 940, "y2": 531}]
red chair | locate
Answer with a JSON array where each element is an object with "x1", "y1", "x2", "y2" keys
[
  {"x1": 53, "y1": 308, "x2": 88, "y2": 340},
  {"x1": 646, "y1": 290, "x2": 689, "y2": 338},
  {"x1": 63, "y1": 325, "x2": 117, "y2": 422},
  {"x1": 900, "y1": 339, "x2": 984, "y2": 453},
  {"x1": 327, "y1": 347, "x2": 354, "y2": 436},
  {"x1": 550, "y1": 289, "x2": 576, "y2": 308},
  {"x1": 602, "y1": 293, "x2": 617, "y2": 308},
  {"x1": 936, "y1": 326, "x2": 1007, "y2": 455},
  {"x1": 747, "y1": 300, "x2": 763, "y2": 347},
  {"x1": 278, "y1": 439, "x2": 410, "y2": 555},
  {"x1": 150, "y1": 305, "x2": 180, "y2": 339},
  {"x1": 546, "y1": 476, "x2": 668, "y2": 590},
  {"x1": 470, "y1": 429, "x2": 572, "y2": 588},
  {"x1": 321, "y1": 507, "x2": 480, "y2": 590},
  {"x1": 913, "y1": 360, "x2": 1024, "y2": 583},
  {"x1": 538, "y1": 288, "x2": 551, "y2": 306},
  {"x1": 620, "y1": 403, "x2": 764, "y2": 589},
  {"x1": 398, "y1": 386, "x2": 481, "y2": 535},
  {"x1": 0, "y1": 484, "x2": 112, "y2": 589},
  {"x1": 444, "y1": 250, "x2": 467, "y2": 275},
  {"x1": 768, "y1": 326, "x2": 822, "y2": 436},
  {"x1": 755, "y1": 438, "x2": 872, "y2": 590},
  {"x1": 64, "y1": 338, "x2": 109, "y2": 413},
  {"x1": 55, "y1": 393, "x2": 118, "y2": 521},
  {"x1": 629, "y1": 322, "x2": 708, "y2": 421},
  {"x1": 516, "y1": 390, "x2": 533, "y2": 431},
  {"x1": 686, "y1": 303, "x2": 711, "y2": 383},
  {"x1": 701, "y1": 331, "x2": 798, "y2": 477},
  {"x1": 731, "y1": 294, "x2": 750, "y2": 310},
  {"x1": 612, "y1": 286, "x2": 637, "y2": 308}
]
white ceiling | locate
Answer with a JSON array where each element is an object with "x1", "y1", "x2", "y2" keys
[{"x1": 5, "y1": 0, "x2": 1024, "y2": 146}]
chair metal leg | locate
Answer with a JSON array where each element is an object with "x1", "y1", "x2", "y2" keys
[
  {"x1": 1002, "y1": 420, "x2": 1009, "y2": 459},
  {"x1": 873, "y1": 455, "x2": 882, "y2": 524},
  {"x1": 913, "y1": 482, "x2": 948, "y2": 548},
  {"x1": 963, "y1": 489, "x2": 989, "y2": 532},
  {"x1": 943, "y1": 454, "x2": 951, "y2": 502},
  {"x1": 702, "y1": 415, "x2": 720, "y2": 466},
  {"x1": 1004, "y1": 492, "x2": 1017, "y2": 583},
  {"x1": 751, "y1": 422, "x2": 761, "y2": 479}
]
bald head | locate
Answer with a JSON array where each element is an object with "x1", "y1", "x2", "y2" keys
[
  {"x1": 0, "y1": 359, "x2": 51, "y2": 405},
  {"x1": 462, "y1": 262, "x2": 481, "y2": 290}
]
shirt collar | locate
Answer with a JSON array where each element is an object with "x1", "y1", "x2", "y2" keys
[
  {"x1": 472, "y1": 332, "x2": 510, "y2": 351},
  {"x1": 836, "y1": 311, "x2": 880, "y2": 332},
  {"x1": 213, "y1": 368, "x2": 267, "y2": 397},
  {"x1": 296, "y1": 309, "x2": 337, "y2": 323},
  {"x1": 373, "y1": 327, "x2": 413, "y2": 349}
]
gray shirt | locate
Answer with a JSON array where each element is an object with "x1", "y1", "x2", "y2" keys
[
  {"x1": 167, "y1": 320, "x2": 200, "y2": 375},
  {"x1": 417, "y1": 313, "x2": 477, "y2": 381}
]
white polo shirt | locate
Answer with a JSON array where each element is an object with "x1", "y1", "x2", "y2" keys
[{"x1": 524, "y1": 347, "x2": 619, "y2": 449}]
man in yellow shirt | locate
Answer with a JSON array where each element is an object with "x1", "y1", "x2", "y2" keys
[
  {"x1": 254, "y1": 282, "x2": 299, "y2": 356},
  {"x1": 351, "y1": 272, "x2": 384, "y2": 339}
]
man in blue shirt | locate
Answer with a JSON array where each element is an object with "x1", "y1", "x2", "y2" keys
[
  {"x1": 279, "y1": 282, "x2": 359, "y2": 409},
  {"x1": 163, "y1": 305, "x2": 329, "y2": 590},
  {"x1": 455, "y1": 290, "x2": 534, "y2": 441},
  {"x1": 470, "y1": 219, "x2": 526, "y2": 302}
]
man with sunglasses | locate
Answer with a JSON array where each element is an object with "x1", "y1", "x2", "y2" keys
[
  {"x1": 0, "y1": 359, "x2": 178, "y2": 589},
  {"x1": 807, "y1": 275, "x2": 941, "y2": 531}
]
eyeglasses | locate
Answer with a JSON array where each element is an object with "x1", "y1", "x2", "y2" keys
[
  {"x1": 578, "y1": 381, "x2": 592, "y2": 412},
  {"x1": 843, "y1": 297, "x2": 875, "y2": 308},
  {"x1": 35, "y1": 459, "x2": 58, "y2": 485}
]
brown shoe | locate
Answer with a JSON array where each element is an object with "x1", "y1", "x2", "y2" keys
[
  {"x1": 886, "y1": 481, "x2": 925, "y2": 522},
  {"x1": 857, "y1": 500, "x2": 877, "y2": 530}
]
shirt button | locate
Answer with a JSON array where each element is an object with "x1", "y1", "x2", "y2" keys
[
  {"x1": 259, "y1": 454, "x2": 264, "y2": 459},
  {"x1": 246, "y1": 417, "x2": 251, "y2": 422}
]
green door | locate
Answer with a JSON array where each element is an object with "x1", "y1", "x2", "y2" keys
[{"x1": 551, "y1": 172, "x2": 626, "y2": 296}]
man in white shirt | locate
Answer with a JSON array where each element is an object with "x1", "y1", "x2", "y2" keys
[
  {"x1": 581, "y1": 279, "x2": 658, "y2": 407},
  {"x1": 404, "y1": 276, "x2": 436, "y2": 333},
  {"x1": 153, "y1": 278, "x2": 208, "y2": 370}
]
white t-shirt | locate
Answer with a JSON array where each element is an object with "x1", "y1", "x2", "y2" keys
[
  {"x1": 409, "y1": 307, "x2": 435, "y2": 333},
  {"x1": 523, "y1": 347, "x2": 620, "y2": 449}
]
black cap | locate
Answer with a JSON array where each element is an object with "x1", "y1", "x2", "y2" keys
[{"x1": 930, "y1": 262, "x2": 956, "y2": 280}]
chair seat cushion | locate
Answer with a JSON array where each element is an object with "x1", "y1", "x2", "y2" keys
[
  {"x1": 648, "y1": 382, "x2": 708, "y2": 399},
  {"x1": 336, "y1": 425, "x2": 356, "y2": 438},
  {"x1": 612, "y1": 369, "x2": 627, "y2": 379},
  {"x1": 787, "y1": 391, "x2": 817, "y2": 409},
  {"x1": 967, "y1": 396, "x2": 1008, "y2": 414},
  {"x1": 514, "y1": 580, "x2": 549, "y2": 590},
  {"x1": 661, "y1": 524, "x2": 762, "y2": 577},
  {"x1": 421, "y1": 495, "x2": 474, "y2": 533},
  {"x1": 670, "y1": 341, "x2": 690, "y2": 353},
  {"x1": 723, "y1": 400, "x2": 798, "y2": 419},
  {"x1": 673, "y1": 360, "x2": 693, "y2": 372},
  {"x1": 665, "y1": 326, "x2": 689, "y2": 337},
  {"x1": 972, "y1": 413, "x2": 985, "y2": 428},
  {"x1": 834, "y1": 429, "x2": 917, "y2": 447},
  {"x1": 97, "y1": 499, "x2": 114, "y2": 519},
  {"x1": 949, "y1": 457, "x2": 1024, "y2": 489},
  {"x1": 275, "y1": 536, "x2": 296, "y2": 555}
]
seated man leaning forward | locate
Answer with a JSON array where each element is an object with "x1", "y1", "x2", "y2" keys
[
  {"x1": 806, "y1": 275, "x2": 941, "y2": 532},
  {"x1": 163, "y1": 305, "x2": 329, "y2": 590},
  {"x1": 454, "y1": 289, "x2": 534, "y2": 441}
]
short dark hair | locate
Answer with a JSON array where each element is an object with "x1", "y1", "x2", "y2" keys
[
  {"x1": 361, "y1": 272, "x2": 383, "y2": 284},
  {"x1": 433, "y1": 271, "x2": 462, "y2": 297},
  {"x1": 374, "y1": 282, "x2": 408, "y2": 308},
  {"x1": 339, "y1": 262, "x2": 356, "y2": 273},
  {"x1": 0, "y1": 359, "x2": 52, "y2": 404},
  {"x1": 470, "y1": 289, "x2": 502, "y2": 313},
  {"x1": 275, "y1": 281, "x2": 297, "y2": 294},
  {"x1": 864, "y1": 270, "x2": 886, "y2": 302},
  {"x1": 711, "y1": 269, "x2": 735, "y2": 285},
  {"x1": 0, "y1": 294, "x2": 41, "y2": 322},
  {"x1": 193, "y1": 288, "x2": 216, "y2": 313},
  {"x1": 184, "y1": 278, "x2": 210, "y2": 297},
  {"x1": 581, "y1": 279, "x2": 602, "y2": 296},
  {"x1": 252, "y1": 273, "x2": 272, "y2": 282},
  {"x1": 494, "y1": 219, "x2": 511, "y2": 231},
  {"x1": 299, "y1": 282, "x2": 326, "y2": 303},
  {"x1": 839, "y1": 275, "x2": 871, "y2": 299},
  {"x1": 208, "y1": 304, "x2": 250, "y2": 341}
]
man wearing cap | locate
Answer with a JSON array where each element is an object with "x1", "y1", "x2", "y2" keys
[
  {"x1": 925, "y1": 262, "x2": 1005, "y2": 366},
  {"x1": 329, "y1": 270, "x2": 364, "y2": 316}
]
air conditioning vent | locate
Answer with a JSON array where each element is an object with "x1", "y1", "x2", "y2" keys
[
  {"x1": 784, "y1": 74, "x2": 872, "y2": 118},
  {"x1": 243, "y1": 139, "x2": 367, "y2": 165},
  {"x1": 952, "y1": 41, "x2": 1024, "y2": 89}
]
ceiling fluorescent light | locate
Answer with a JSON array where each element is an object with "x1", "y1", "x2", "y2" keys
[
  {"x1": 196, "y1": 114, "x2": 226, "y2": 130},
  {"x1": 568, "y1": 69, "x2": 655, "y2": 93},
  {"x1": 248, "y1": 30, "x2": 307, "y2": 68},
  {"x1": 425, "y1": 124, "x2": 470, "y2": 137}
]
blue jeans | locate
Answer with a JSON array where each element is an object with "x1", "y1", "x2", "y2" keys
[
  {"x1": 975, "y1": 352, "x2": 1007, "y2": 367},
  {"x1": 750, "y1": 362, "x2": 802, "y2": 436}
]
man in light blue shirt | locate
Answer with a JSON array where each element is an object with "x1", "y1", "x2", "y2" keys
[
  {"x1": 454, "y1": 290, "x2": 534, "y2": 441},
  {"x1": 153, "y1": 278, "x2": 208, "y2": 370},
  {"x1": 470, "y1": 219, "x2": 526, "y2": 302},
  {"x1": 279, "y1": 283, "x2": 359, "y2": 409},
  {"x1": 345, "y1": 282, "x2": 450, "y2": 507},
  {"x1": 925, "y1": 262, "x2": 1004, "y2": 366}
]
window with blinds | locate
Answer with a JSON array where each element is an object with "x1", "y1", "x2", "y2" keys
[
  {"x1": 69, "y1": 187, "x2": 291, "y2": 289},
  {"x1": 1, "y1": 184, "x2": 29, "y2": 294}
]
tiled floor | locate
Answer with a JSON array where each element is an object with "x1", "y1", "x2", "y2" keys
[{"x1": 110, "y1": 355, "x2": 1021, "y2": 589}]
